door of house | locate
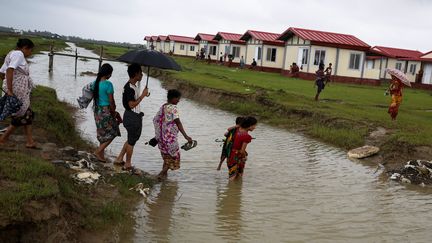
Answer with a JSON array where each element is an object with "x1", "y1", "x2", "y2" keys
[
  {"x1": 297, "y1": 47, "x2": 308, "y2": 69},
  {"x1": 423, "y1": 64, "x2": 432, "y2": 84}
]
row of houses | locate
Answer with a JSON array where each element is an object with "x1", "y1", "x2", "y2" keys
[{"x1": 144, "y1": 27, "x2": 432, "y2": 87}]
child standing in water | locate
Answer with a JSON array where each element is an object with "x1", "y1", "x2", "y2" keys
[
  {"x1": 217, "y1": 117, "x2": 244, "y2": 171},
  {"x1": 226, "y1": 116, "x2": 257, "y2": 180}
]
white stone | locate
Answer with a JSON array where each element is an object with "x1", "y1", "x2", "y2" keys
[{"x1": 347, "y1": 145, "x2": 380, "y2": 159}]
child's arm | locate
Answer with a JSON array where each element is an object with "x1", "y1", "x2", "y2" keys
[{"x1": 240, "y1": 143, "x2": 248, "y2": 158}]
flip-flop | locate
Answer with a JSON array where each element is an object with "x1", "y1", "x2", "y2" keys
[
  {"x1": 93, "y1": 153, "x2": 107, "y2": 163},
  {"x1": 181, "y1": 140, "x2": 197, "y2": 151},
  {"x1": 113, "y1": 160, "x2": 126, "y2": 165},
  {"x1": 26, "y1": 144, "x2": 42, "y2": 150}
]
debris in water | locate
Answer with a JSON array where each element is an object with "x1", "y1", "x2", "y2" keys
[
  {"x1": 388, "y1": 160, "x2": 432, "y2": 185},
  {"x1": 129, "y1": 183, "x2": 150, "y2": 197}
]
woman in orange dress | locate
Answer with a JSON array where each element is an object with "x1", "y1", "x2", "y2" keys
[{"x1": 388, "y1": 75, "x2": 403, "y2": 120}]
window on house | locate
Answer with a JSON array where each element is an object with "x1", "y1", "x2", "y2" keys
[
  {"x1": 409, "y1": 64, "x2": 417, "y2": 74},
  {"x1": 210, "y1": 46, "x2": 217, "y2": 55},
  {"x1": 349, "y1": 53, "x2": 361, "y2": 70},
  {"x1": 266, "y1": 48, "x2": 277, "y2": 62},
  {"x1": 301, "y1": 48, "x2": 308, "y2": 65},
  {"x1": 190, "y1": 45, "x2": 195, "y2": 51},
  {"x1": 313, "y1": 50, "x2": 326, "y2": 65},
  {"x1": 257, "y1": 47, "x2": 262, "y2": 60},
  {"x1": 180, "y1": 44, "x2": 185, "y2": 50},
  {"x1": 395, "y1": 63, "x2": 402, "y2": 70},
  {"x1": 366, "y1": 60, "x2": 375, "y2": 69},
  {"x1": 232, "y1": 46, "x2": 240, "y2": 58}
]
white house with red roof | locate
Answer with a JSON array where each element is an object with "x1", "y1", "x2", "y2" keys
[
  {"x1": 155, "y1": 35, "x2": 168, "y2": 53},
  {"x1": 418, "y1": 51, "x2": 432, "y2": 85},
  {"x1": 366, "y1": 46, "x2": 423, "y2": 83},
  {"x1": 166, "y1": 35, "x2": 199, "y2": 57},
  {"x1": 213, "y1": 32, "x2": 246, "y2": 63},
  {"x1": 278, "y1": 27, "x2": 374, "y2": 84},
  {"x1": 240, "y1": 30, "x2": 285, "y2": 72},
  {"x1": 194, "y1": 33, "x2": 218, "y2": 59}
]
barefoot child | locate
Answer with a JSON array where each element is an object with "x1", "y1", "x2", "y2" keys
[
  {"x1": 226, "y1": 116, "x2": 257, "y2": 180},
  {"x1": 217, "y1": 117, "x2": 244, "y2": 171}
]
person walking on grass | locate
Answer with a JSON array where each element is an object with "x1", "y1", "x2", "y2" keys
[
  {"x1": 0, "y1": 39, "x2": 37, "y2": 149},
  {"x1": 314, "y1": 63, "x2": 326, "y2": 101},
  {"x1": 153, "y1": 89, "x2": 193, "y2": 180},
  {"x1": 226, "y1": 116, "x2": 257, "y2": 181},
  {"x1": 92, "y1": 63, "x2": 121, "y2": 162},
  {"x1": 115, "y1": 64, "x2": 148, "y2": 171},
  {"x1": 325, "y1": 63, "x2": 332, "y2": 85}
]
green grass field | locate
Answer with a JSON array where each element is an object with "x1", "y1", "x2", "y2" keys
[
  {"x1": 74, "y1": 42, "x2": 131, "y2": 59},
  {"x1": 166, "y1": 57, "x2": 432, "y2": 149},
  {"x1": 0, "y1": 33, "x2": 67, "y2": 59}
]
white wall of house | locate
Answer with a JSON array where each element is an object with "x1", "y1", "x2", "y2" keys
[
  {"x1": 422, "y1": 63, "x2": 432, "y2": 84},
  {"x1": 244, "y1": 38, "x2": 284, "y2": 69}
]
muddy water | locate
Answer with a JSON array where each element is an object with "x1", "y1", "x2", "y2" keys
[{"x1": 28, "y1": 43, "x2": 432, "y2": 242}]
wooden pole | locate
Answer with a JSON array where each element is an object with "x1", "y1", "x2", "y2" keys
[
  {"x1": 74, "y1": 48, "x2": 78, "y2": 76},
  {"x1": 48, "y1": 44, "x2": 54, "y2": 72}
]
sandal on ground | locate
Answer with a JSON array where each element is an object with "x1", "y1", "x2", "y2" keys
[
  {"x1": 26, "y1": 144, "x2": 41, "y2": 150},
  {"x1": 113, "y1": 160, "x2": 126, "y2": 166},
  {"x1": 93, "y1": 153, "x2": 107, "y2": 163},
  {"x1": 181, "y1": 140, "x2": 197, "y2": 151}
]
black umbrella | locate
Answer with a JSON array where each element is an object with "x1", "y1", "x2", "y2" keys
[{"x1": 117, "y1": 49, "x2": 181, "y2": 88}]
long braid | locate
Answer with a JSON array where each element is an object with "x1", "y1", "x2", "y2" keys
[{"x1": 93, "y1": 63, "x2": 113, "y2": 111}]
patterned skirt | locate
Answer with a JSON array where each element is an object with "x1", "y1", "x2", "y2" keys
[
  {"x1": 388, "y1": 94, "x2": 402, "y2": 119},
  {"x1": 227, "y1": 150, "x2": 247, "y2": 179},
  {"x1": 94, "y1": 106, "x2": 120, "y2": 143},
  {"x1": 161, "y1": 153, "x2": 180, "y2": 170}
]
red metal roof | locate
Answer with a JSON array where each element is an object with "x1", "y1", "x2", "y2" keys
[
  {"x1": 371, "y1": 46, "x2": 423, "y2": 59},
  {"x1": 150, "y1": 36, "x2": 158, "y2": 41},
  {"x1": 240, "y1": 30, "x2": 284, "y2": 46},
  {"x1": 166, "y1": 35, "x2": 198, "y2": 44},
  {"x1": 278, "y1": 27, "x2": 370, "y2": 50},
  {"x1": 157, "y1": 35, "x2": 167, "y2": 42},
  {"x1": 213, "y1": 32, "x2": 245, "y2": 44},
  {"x1": 144, "y1": 36, "x2": 152, "y2": 41},
  {"x1": 194, "y1": 33, "x2": 218, "y2": 44},
  {"x1": 194, "y1": 33, "x2": 216, "y2": 42}
]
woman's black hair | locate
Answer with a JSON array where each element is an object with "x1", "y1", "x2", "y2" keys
[
  {"x1": 235, "y1": 116, "x2": 244, "y2": 125},
  {"x1": 127, "y1": 63, "x2": 142, "y2": 78},
  {"x1": 167, "y1": 89, "x2": 181, "y2": 101},
  {"x1": 16, "y1": 38, "x2": 35, "y2": 49},
  {"x1": 240, "y1": 116, "x2": 257, "y2": 129},
  {"x1": 93, "y1": 63, "x2": 113, "y2": 109}
]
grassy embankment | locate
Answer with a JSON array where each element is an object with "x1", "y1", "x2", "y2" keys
[{"x1": 162, "y1": 57, "x2": 432, "y2": 152}]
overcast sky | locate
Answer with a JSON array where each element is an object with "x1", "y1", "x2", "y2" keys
[{"x1": 1, "y1": 0, "x2": 430, "y2": 52}]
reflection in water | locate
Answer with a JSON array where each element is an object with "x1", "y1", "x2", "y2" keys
[
  {"x1": 216, "y1": 180, "x2": 243, "y2": 241},
  {"x1": 145, "y1": 181, "x2": 179, "y2": 242}
]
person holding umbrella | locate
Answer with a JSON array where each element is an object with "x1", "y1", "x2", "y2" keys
[
  {"x1": 114, "y1": 64, "x2": 148, "y2": 170},
  {"x1": 386, "y1": 68, "x2": 411, "y2": 120}
]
